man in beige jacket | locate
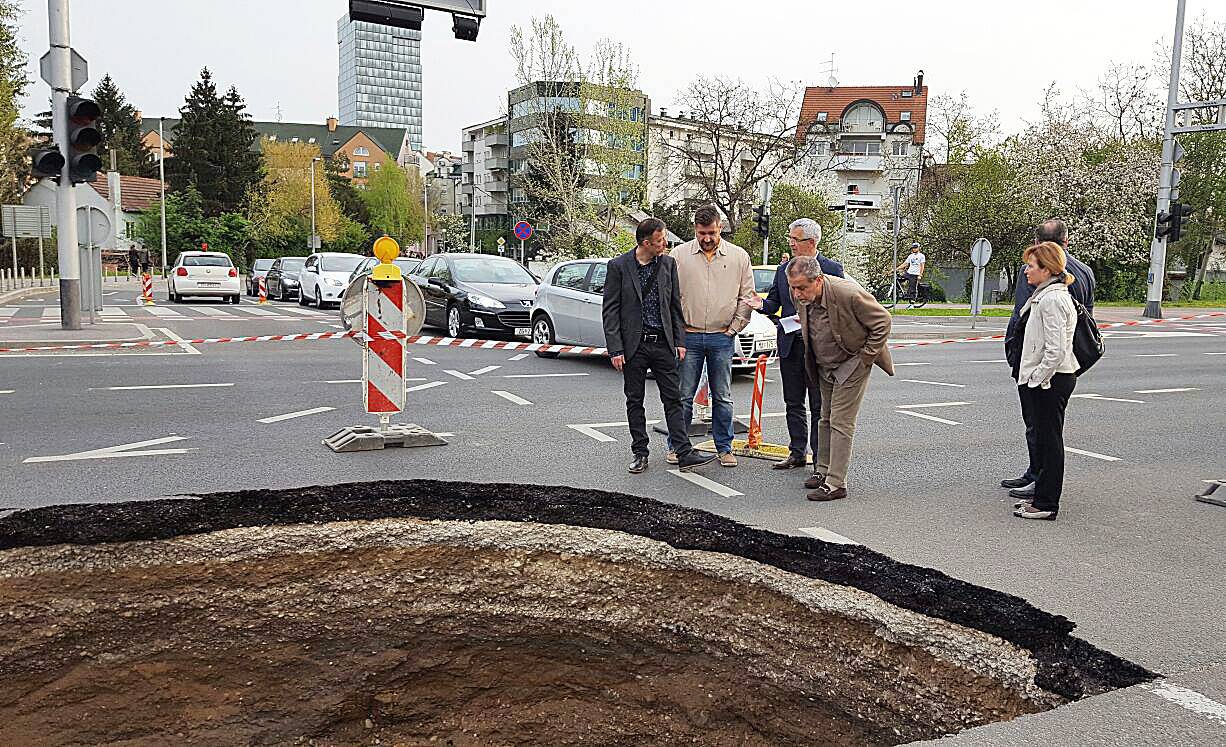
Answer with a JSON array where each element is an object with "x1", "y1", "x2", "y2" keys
[{"x1": 786, "y1": 255, "x2": 893, "y2": 501}]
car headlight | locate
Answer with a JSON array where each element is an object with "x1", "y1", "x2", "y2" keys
[
  {"x1": 324, "y1": 278, "x2": 344, "y2": 287},
  {"x1": 467, "y1": 293, "x2": 505, "y2": 311}
]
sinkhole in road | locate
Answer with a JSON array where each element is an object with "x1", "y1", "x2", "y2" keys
[{"x1": 0, "y1": 481, "x2": 1153, "y2": 745}]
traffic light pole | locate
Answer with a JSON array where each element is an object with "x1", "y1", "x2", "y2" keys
[
  {"x1": 47, "y1": 0, "x2": 80, "y2": 330},
  {"x1": 1145, "y1": 0, "x2": 1187, "y2": 320}
]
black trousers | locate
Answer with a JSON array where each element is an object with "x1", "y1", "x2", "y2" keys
[
  {"x1": 623, "y1": 338, "x2": 692, "y2": 458},
  {"x1": 1018, "y1": 373, "x2": 1076, "y2": 512},
  {"x1": 779, "y1": 339, "x2": 820, "y2": 458},
  {"x1": 905, "y1": 273, "x2": 920, "y2": 301}
]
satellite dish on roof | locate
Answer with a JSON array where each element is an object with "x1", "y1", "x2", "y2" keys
[{"x1": 827, "y1": 74, "x2": 839, "y2": 87}]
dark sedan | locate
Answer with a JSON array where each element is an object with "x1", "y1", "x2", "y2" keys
[
  {"x1": 349, "y1": 256, "x2": 421, "y2": 285},
  {"x1": 264, "y1": 256, "x2": 307, "y2": 301},
  {"x1": 410, "y1": 253, "x2": 539, "y2": 339}
]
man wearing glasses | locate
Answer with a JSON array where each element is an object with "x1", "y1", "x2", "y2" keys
[{"x1": 760, "y1": 218, "x2": 844, "y2": 473}]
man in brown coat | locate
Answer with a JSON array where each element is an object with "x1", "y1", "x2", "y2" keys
[{"x1": 786, "y1": 255, "x2": 894, "y2": 501}]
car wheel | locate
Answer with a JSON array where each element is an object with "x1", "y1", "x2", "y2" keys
[
  {"x1": 446, "y1": 305, "x2": 462, "y2": 338},
  {"x1": 532, "y1": 315, "x2": 560, "y2": 358},
  {"x1": 314, "y1": 290, "x2": 324, "y2": 309},
  {"x1": 168, "y1": 283, "x2": 179, "y2": 303},
  {"x1": 298, "y1": 287, "x2": 309, "y2": 306}
]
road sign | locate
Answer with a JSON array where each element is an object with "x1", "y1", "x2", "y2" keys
[
  {"x1": 497, "y1": 236, "x2": 506, "y2": 254},
  {"x1": 39, "y1": 48, "x2": 88, "y2": 92},
  {"x1": 1, "y1": 205, "x2": 52, "y2": 239},
  {"x1": 309, "y1": 234, "x2": 322, "y2": 250},
  {"x1": 76, "y1": 205, "x2": 111, "y2": 247},
  {"x1": 971, "y1": 238, "x2": 992, "y2": 268},
  {"x1": 513, "y1": 221, "x2": 533, "y2": 241}
]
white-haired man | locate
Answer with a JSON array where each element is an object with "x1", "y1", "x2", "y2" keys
[{"x1": 760, "y1": 218, "x2": 844, "y2": 473}]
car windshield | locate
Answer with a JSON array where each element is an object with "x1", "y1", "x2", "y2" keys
[
  {"x1": 395, "y1": 258, "x2": 420, "y2": 273},
  {"x1": 280, "y1": 258, "x2": 305, "y2": 271},
  {"x1": 753, "y1": 268, "x2": 775, "y2": 294},
  {"x1": 183, "y1": 255, "x2": 232, "y2": 267},
  {"x1": 320, "y1": 256, "x2": 362, "y2": 273},
  {"x1": 451, "y1": 258, "x2": 536, "y2": 284},
  {"x1": 253, "y1": 259, "x2": 273, "y2": 271}
]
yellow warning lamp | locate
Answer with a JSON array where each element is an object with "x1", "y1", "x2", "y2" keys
[{"x1": 371, "y1": 236, "x2": 402, "y2": 281}]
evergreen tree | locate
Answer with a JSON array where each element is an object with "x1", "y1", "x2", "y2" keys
[
  {"x1": 91, "y1": 74, "x2": 155, "y2": 176},
  {"x1": 167, "y1": 69, "x2": 261, "y2": 216},
  {"x1": 0, "y1": 0, "x2": 30, "y2": 204}
]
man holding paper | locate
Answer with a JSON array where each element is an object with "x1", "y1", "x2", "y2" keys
[{"x1": 761, "y1": 218, "x2": 844, "y2": 472}]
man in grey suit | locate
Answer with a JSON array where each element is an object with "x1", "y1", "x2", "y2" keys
[{"x1": 603, "y1": 218, "x2": 714, "y2": 474}]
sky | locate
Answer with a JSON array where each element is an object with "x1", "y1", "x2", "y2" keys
[{"x1": 12, "y1": 0, "x2": 1198, "y2": 153}]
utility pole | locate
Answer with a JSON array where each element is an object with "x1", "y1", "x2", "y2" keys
[
  {"x1": 310, "y1": 157, "x2": 320, "y2": 248},
  {"x1": 47, "y1": 0, "x2": 80, "y2": 329},
  {"x1": 158, "y1": 117, "x2": 167, "y2": 273},
  {"x1": 891, "y1": 184, "x2": 904, "y2": 308},
  {"x1": 1145, "y1": 0, "x2": 1187, "y2": 319}
]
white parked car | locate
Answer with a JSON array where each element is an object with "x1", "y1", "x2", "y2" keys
[
  {"x1": 167, "y1": 251, "x2": 241, "y2": 304},
  {"x1": 530, "y1": 257, "x2": 778, "y2": 371},
  {"x1": 298, "y1": 252, "x2": 364, "y2": 309}
]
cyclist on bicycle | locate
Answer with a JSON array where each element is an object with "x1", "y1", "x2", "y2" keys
[{"x1": 892, "y1": 241, "x2": 926, "y2": 304}]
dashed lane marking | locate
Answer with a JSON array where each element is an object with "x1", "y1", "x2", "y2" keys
[
  {"x1": 798, "y1": 527, "x2": 860, "y2": 545},
  {"x1": 1065, "y1": 446, "x2": 1122, "y2": 462},
  {"x1": 145, "y1": 306, "x2": 186, "y2": 317},
  {"x1": 900, "y1": 379, "x2": 966, "y2": 388},
  {"x1": 469, "y1": 365, "x2": 501, "y2": 376},
  {"x1": 568, "y1": 424, "x2": 617, "y2": 443},
  {"x1": 444, "y1": 369, "x2": 475, "y2": 380},
  {"x1": 509, "y1": 353, "x2": 528, "y2": 361},
  {"x1": 1145, "y1": 681, "x2": 1226, "y2": 725},
  {"x1": 24, "y1": 436, "x2": 193, "y2": 464},
  {"x1": 964, "y1": 359, "x2": 1008, "y2": 363},
  {"x1": 1135, "y1": 353, "x2": 1178, "y2": 358},
  {"x1": 193, "y1": 306, "x2": 231, "y2": 317},
  {"x1": 1135, "y1": 387, "x2": 1199, "y2": 394},
  {"x1": 1072, "y1": 393, "x2": 1146, "y2": 404},
  {"x1": 891, "y1": 362, "x2": 931, "y2": 367},
  {"x1": 406, "y1": 381, "x2": 446, "y2": 393},
  {"x1": 504, "y1": 372, "x2": 590, "y2": 378},
  {"x1": 0, "y1": 389, "x2": 12, "y2": 394},
  {"x1": 102, "y1": 383, "x2": 234, "y2": 391},
  {"x1": 670, "y1": 469, "x2": 743, "y2": 498},
  {"x1": 325, "y1": 379, "x2": 362, "y2": 384},
  {"x1": 1205, "y1": 352, "x2": 1226, "y2": 356},
  {"x1": 413, "y1": 357, "x2": 436, "y2": 365},
  {"x1": 492, "y1": 390, "x2": 533, "y2": 406},
  {"x1": 897, "y1": 410, "x2": 961, "y2": 426},
  {"x1": 257, "y1": 406, "x2": 336, "y2": 424},
  {"x1": 895, "y1": 401, "x2": 973, "y2": 409}
]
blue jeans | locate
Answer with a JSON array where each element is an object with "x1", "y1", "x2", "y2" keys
[{"x1": 671, "y1": 331, "x2": 736, "y2": 454}]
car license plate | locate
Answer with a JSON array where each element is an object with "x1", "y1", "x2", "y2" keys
[
  {"x1": 199, "y1": 282, "x2": 218, "y2": 287},
  {"x1": 514, "y1": 327, "x2": 530, "y2": 337}
]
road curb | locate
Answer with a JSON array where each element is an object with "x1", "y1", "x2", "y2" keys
[{"x1": 0, "y1": 285, "x2": 56, "y2": 305}]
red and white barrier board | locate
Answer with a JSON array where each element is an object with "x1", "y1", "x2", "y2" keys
[{"x1": 362, "y1": 277, "x2": 407, "y2": 415}]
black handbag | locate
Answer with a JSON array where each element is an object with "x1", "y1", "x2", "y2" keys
[{"x1": 1071, "y1": 298, "x2": 1104, "y2": 375}]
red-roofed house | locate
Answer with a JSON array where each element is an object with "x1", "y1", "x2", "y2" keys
[
  {"x1": 22, "y1": 173, "x2": 164, "y2": 251},
  {"x1": 797, "y1": 71, "x2": 929, "y2": 251}
]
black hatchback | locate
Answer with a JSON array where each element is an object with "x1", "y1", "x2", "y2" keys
[
  {"x1": 264, "y1": 256, "x2": 307, "y2": 301},
  {"x1": 410, "y1": 253, "x2": 539, "y2": 339}
]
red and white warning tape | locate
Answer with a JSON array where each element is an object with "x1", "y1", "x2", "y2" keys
[{"x1": 1, "y1": 311, "x2": 1223, "y2": 355}]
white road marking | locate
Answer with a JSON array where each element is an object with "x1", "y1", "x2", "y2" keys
[
  {"x1": 158, "y1": 327, "x2": 201, "y2": 355},
  {"x1": 433, "y1": 432, "x2": 454, "y2": 438},
  {"x1": 798, "y1": 527, "x2": 860, "y2": 545},
  {"x1": 0, "y1": 308, "x2": 18, "y2": 318},
  {"x1": 145, "y1": 305, "x2": 185, "y2": 317},
  {"x1": 1135, "y1": 353, "x2": 1178, "y2": 358},
  {"x1": 1135, "y1": 387, "x2": 1199, "y2": 394},
  {"x1": 0, "y1": 389, "x2": 13, "y2": 394},
  {"x1": 325, "y1": 379, "x2": 362, "y2": 384},
  {"x1": 1065, "y1": 446, "x2": 1121, "y2": 462},
  {"x1": 469, "y1": 365, "x2": 501, "y2": 376},
  {"x1": 895, "y1": 401, "x2": 973, "y2": 409},
  {"x1": 1146, "y1": 681, "x2": 1226, "y2": 725},
  {"x1": 99, "y1": 306, "x2": 126, "y2": 317},
  {"x1": 413, "y1": 357, "x2": 436, "y2": 365},
  {"x1": 24, "y1": 436, "x2": 193, "y2": 464},
  {"x1": 503, "y1": 372, "x2": 590, "y2": 378},
  {"x1": 103, "y1": 383, "x2": 234, "y2": 391},
  {"x1": 892, "y1": 362, "x2": 931, "y2": 367},
  {"x1": 230, "y1": 304, "x2": 279, "y2": 316},
  {"x1": 509, "y1": 353, "x2": 528, "y2": 361},
  {"x1": 279, "y1": 306, "x2": 327, "y2": 316},
  {"x1": 40, "y1": 308, "x2": 58, "y2": 320},
  {"x1": 492, "y1": 390, "x2": 533, "y2": 406},
  {"x1": 897, "y1": 410, "x2": 961, "y2": 426},
  {"x1": 901, "y1": 379, "x2": 966, "y2": 388},
  {"x1": 965, "y1": 359, "x2": 1008, "y2": 363},
  {"x1": 257, "y1": 406, "x2": 336, "y2": 424},
  {"x1": 670, "y1": 469, "x2": 743, "y2": 498},
  {"x1": 1072, "y1": 393, "x2": 1146, "y2": 404},
  {"x1": 444, "y1": 369, "x2": 475, "y2": 380},
  {"x1": 406, "y1": 381, "x2": 446, "y2": 393},
  {"x1": 1205, "y1": 352, "x2": 1226, "y2": 356},
  {"x1": 193, "y1": 305, "x2": 231, "y2": 316},
  {"x1": 568, "y1": 424, "x2": 618, "y2": 442}
]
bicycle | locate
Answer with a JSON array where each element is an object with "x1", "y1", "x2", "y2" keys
[{"x1": 872, "y1": 273, "x2": 929, "y2": 309}]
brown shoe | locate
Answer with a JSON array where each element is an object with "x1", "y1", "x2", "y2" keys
[
  {"x1": 806, "y1": 484, "x2": 847, "y2": 502},
  {"x1": 666, "y1": 450, "x2": 679, "y2": 465},
  {"x1": 719, "y1": 452, "x2": 737, "y2": 467},
  {"x1": 804, "y1": 472, "x2": 827, "y2": 489}
]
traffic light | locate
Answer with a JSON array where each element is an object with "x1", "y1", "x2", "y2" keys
[
  {"x1": 753, "y1": 203, "x2": 769, "y2": 238},
  {"x1": 65, "y1": 95, "x2": 102, "y2": 184},
  {"x1": 31, "y1": 146, "x2": 65, "y2": 180},
  {"x1": 349, "y1": 0, "x2": 424, "y2": 29},
  {"x1": 1156, "y1": 202, "x2": 1193, "y2": 242}
]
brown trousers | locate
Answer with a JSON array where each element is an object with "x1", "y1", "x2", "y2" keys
[{"x1": 815, "y1": 362, "x2": 872, "y2": 489}]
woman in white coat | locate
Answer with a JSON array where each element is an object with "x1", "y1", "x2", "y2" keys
[{"x1": 1014, "y1": 241, "x2": 1078, "y2": 520}]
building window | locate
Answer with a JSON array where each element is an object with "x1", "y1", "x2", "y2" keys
[
  {"x1": 812, "y1": 141, "x2": 827, "y2": 155},
  {"x1": 816, "y1": 112, "x2": 828, "y2": 122},
  {"x1": 841, "y1": 141, "x2": 881, "y2": 156},
  {"x1": 354, "y1": 146, "x2": 370, "y2": 156},
  {"x1": 842, "y1": 103, "x2": 884, "y2": 132},
  {"x1": 353, "y1": 161, "x2": 368, "y2": 177},
  {"x1": 900, "y1": 111, "x2": 912, "y2": 121},
  {"x1": 891, "y1": 140, "x2": 910, "y2": 156},
  {"x1": 847, "y1": 184, "x2": 860, "y2": 195}
]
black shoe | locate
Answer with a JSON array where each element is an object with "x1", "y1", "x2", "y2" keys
[
  {"x1": 804, "y1": 472, "x2": 827, "y2": 490},
  {"x1": 1001, "y1": 476, "x2": 1033, "y2": 489},
  {"x1": 1009, "y1": 483, "x2": 1036, "y2": 499},
  {"x1": 772, "y1": 452, "x2": 807, "y2": 470},
  {"x1": 628, "y1": 455, "x2": 648, "y2": 474},
  {"x1": 677, "y1": 450, "x2": 717, "y2": 472}
]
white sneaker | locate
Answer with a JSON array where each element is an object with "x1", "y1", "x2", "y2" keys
[{"x1": 666, "y1": 451, "x2": 679, "y2": 465}]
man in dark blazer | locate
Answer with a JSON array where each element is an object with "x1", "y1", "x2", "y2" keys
[
  {"x1": 1001, "y1": 218, "x2": 1096, "y2": 497},
  {"x1": 760, "y1": 218, "x2": 844, "y2": 472},
  {"x1": 603, "y1": 218, "x2": 714, "y2": 474}
]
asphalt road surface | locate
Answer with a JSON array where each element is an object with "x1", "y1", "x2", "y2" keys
[{"x1": 2, "y1": 283, "x2": 1225, "y2": 745}]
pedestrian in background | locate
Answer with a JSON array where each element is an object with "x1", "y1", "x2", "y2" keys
[
  {"x1": 670, "y1": 204, "x2": 762, "y2": 468},
  {"x1": 603, "y1": 217, "x2": 713, "y2": 474},
  {"x1": 1012, "y1": 241, "x2": 1079, "y2": 520},
  {"x1": 893, "y1": 241, "x2": 926, "y2": 305},
  {"x1": 1002, "y1": 219, "x2": 1095, "y2": 503},
  {"x1": 761, "y1": 218, "x2": 844, "y2": 474},
  {"x1": 128, "y1": 246, "x2": 140, "y2": 278},
  {"x1": 786, "y1": 255, "x2": 893, "y2": 501}
]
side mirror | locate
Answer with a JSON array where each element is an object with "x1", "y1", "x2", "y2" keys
[{"x1": 427, "y1": 277, "x2": 446, "y2": 288}]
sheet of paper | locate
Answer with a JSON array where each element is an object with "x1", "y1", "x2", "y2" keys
[{"x1": 779, "y1": 314, "x2": 801, "y2": 334}]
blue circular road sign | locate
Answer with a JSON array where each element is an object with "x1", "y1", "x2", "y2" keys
[{"x1": 513, "y1": 221, "x2": 533, "y2": 241}]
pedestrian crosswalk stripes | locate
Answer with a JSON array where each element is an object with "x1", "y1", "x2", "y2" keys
[{"x1": 0, "y1": 304, "x2": 334, "y2": 322}]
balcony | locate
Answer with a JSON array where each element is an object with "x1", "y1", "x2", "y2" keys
[
  {"x1": 462, "y1": 140, "x2": 475, "y2": 153},
  {"x1": 486, "y1": 179, "x2": 508, "y2": 193},
  {"x1": 461, "y1": 161, "x2": 474, "y2": 174},
  {"x1": 460, "y1": 183, "x2": 473, "y2": 195},
  {"x1": 476, "y1": 201, "x2": 508, "y2": 216},
  {"x1": 837, "y1": 154, "x2": 883, "y2": 172},
  {"x1": 486, "y1": 133, "x2": 510, "y2": 147},
  {"x1": 485, "y1": 156, "x2": 508, "y2": 171}
]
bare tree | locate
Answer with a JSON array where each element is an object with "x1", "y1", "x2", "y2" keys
[
  {"x1": 1091, "y1": 62, "x2": 1162, "y2": 144},
  {"x1": 658, "y1": 76, "x2": 813, "y2": 232},
  {"x1": 924, "y1": 91, "x2": 999, "y2": 165}
]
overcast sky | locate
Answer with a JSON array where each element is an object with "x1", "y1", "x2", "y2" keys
[{"x1": 13, "y1": 1, "x2": 1201, "y2": 152}]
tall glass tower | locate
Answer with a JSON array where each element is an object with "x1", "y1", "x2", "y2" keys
[{"x1": 337, "y1": 13, "x2": 423, "y2": 150}]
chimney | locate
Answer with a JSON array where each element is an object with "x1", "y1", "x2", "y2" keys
[
  {"x1": 660, "y1": 107, "x2": 668, "y2": 118},
  {"x1": 326, "y1": 116, "x2": 338, "y2": 132},
  {"x1": 915, "y1": 70, "x2": 924, "y2": 95}
]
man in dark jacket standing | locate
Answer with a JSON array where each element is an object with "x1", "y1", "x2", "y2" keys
[
  {"x1": 1002, "y1": 218, "x2": 1096, "y2": 497},
  {"x1": 761, "y1": 218, "x2": 844, "y2": 472},
  {"x1": 603, "y1": 218, "x2": 714, "y2": 474}
]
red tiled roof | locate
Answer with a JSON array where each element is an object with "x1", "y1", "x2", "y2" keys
[
  {"x1": 798, "y1": 85, "x2": 928, "y2": 144},
  {"x1": 88, "y1": 175, "x2": 163, "y2": 213}
]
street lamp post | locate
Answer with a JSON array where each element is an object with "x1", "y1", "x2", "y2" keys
[
  {"x1": 890, "y1": 183, "x2": 904, "y2": 308},
  {"x1": 309, "y1": 157, "x2": 322, "y2": 250}
]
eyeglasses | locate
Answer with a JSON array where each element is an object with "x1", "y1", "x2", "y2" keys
[{"x1": 787, "y1": 235, "x2": 815, "y2": 243}]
